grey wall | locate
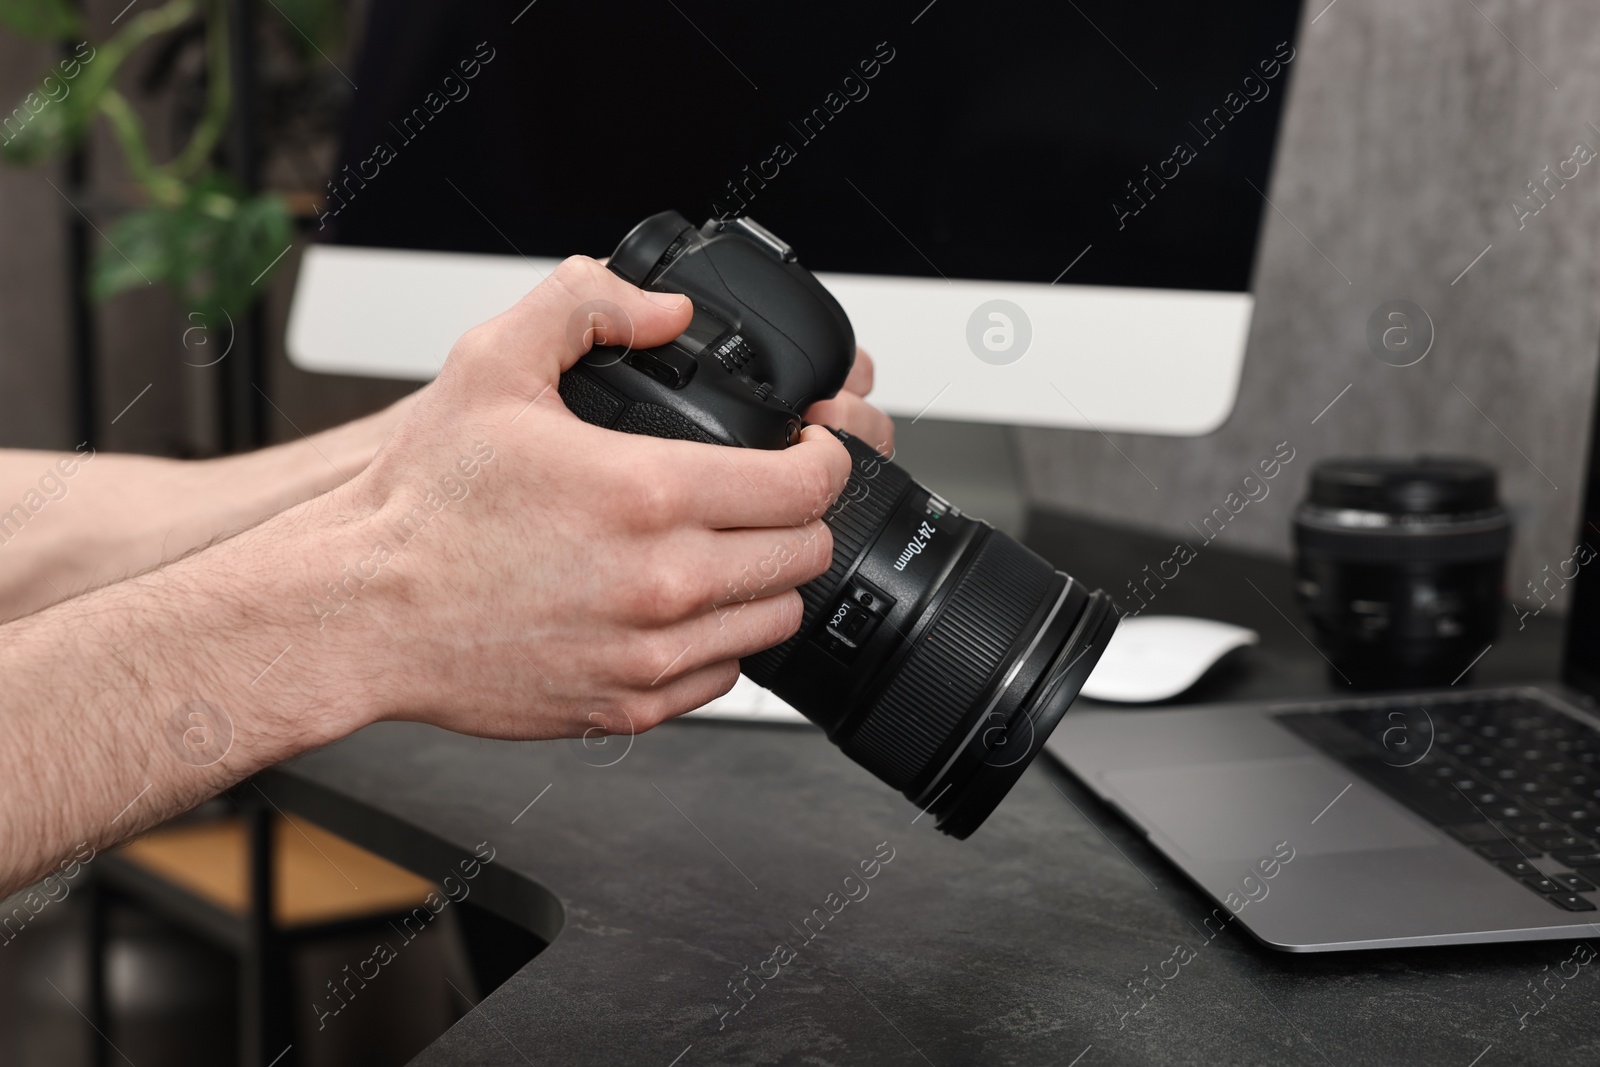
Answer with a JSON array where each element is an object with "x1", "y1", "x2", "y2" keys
[
  {"x1": 1016, "y1": 0, "x2": 1600, "y2": 619},
  {"x1": 0, "y1": 32, "x2": 73, "y2": 452}
]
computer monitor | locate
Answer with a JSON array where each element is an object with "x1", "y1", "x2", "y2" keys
[
  {"x1": 288, "y1": 0, "x2": 1303, "y2": 435},
  {"x1": 1562, "y1": 345, "x2": 1600, "y2": 696}
]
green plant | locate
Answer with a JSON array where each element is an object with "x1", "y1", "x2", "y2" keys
[{"x1": 0, "y1": 0, "x2": 338, "y2": 326}]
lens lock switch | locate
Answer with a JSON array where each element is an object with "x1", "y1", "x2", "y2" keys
[{"x1": 817, "y1": 581, "x2": 893, "y2": 662}]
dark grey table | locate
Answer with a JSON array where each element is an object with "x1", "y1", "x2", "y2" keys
[{"x1": 265, "y1": 513, "x2": 1599, "y2": 1066}]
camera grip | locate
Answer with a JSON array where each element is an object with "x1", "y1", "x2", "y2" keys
[{"x1": 558, "y1": 365, "x2": 718, "y2": 445}]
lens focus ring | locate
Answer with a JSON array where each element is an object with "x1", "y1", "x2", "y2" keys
[
  {"x1": 841, "y1": 531, "x2": 1054, "y2": 791},
  {"x1": 742, "y1": 433, "x2": 911, "y2": 688}
]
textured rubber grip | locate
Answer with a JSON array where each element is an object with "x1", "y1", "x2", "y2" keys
[
  {"x1": 558, "y1": 368, "x2": 717, "y2": 445},
  {"x1": 742, "y1": 434, "x2": 912, "y2": 687},
  {"x1": 841, "y1": 531, "x2": 1054, "y2": 791},
  {"x1": 615, "y1": 402, "x2": 718, "y2": 444},
  {"x1": 558, "y1": 369, "x2": 625, "y2": 428}
]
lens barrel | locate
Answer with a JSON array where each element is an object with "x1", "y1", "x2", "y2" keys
[
  {"x1": 583, "y1": 212, "x2": 1117, "y2": 837},
  {"x1": 743, "y1": 433, "x2": 1118, "y2": 837},
  {"x1": 1293, "y1": 457, "x2": 1511, "y2": 688}
]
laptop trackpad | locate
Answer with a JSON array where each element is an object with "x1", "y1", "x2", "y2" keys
[{"x1": 1103, "y1": 757, "x2": 1440, "y2": 862}]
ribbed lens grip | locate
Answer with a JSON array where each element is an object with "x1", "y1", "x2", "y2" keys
[
  {"x1": 841, "y1": 531, "x2": 1053, "y2": 790},
  {"x1": 742, "y1": 434, "x2": 911, "y2": 687}
]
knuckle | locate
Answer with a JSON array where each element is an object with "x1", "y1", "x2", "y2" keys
[
  {"x1": 746, "y1": 536, "x2": 786, "y2": 588},
  {"x1": 549, "y1": 255, "x2": 607, "y2": 295},
  {"x1": 653, "y1": 564, "x2": 704, "y2": 618},
  {"x1": 623, "y1": 465, "x2": 683, "y2": 525},
  {"x1": 874, "y1": 413, "x2": 896, "y2": 456},
  {"x1": 636, "y1": 478, "x2": 678, "y2": 522},
  {"x1": 622, "y1": 693, "x2": 672, "y2": 733},
  {"x1": 771, "y1": 590, "x2": 805, "y2": 642},
  {"x1": 709, "y1": 660, "x2": 740, "y2": 700},
  {"x1": 451, "y1": 320, "x2": 503, "y2": 363},
  {"x1": 825, "y1": 438, "x2": 854, "y2": 494},
  {"x1": 638, "y1": 632, "x2": 690, "y2": 685},
  {"x1": 581, "y1": 705, "x2": 634, "y2": 740},
  {"x1": 804, "y1": 398, "x2": 840, "y2": 428},
  {"x1": 620, "y1": 647, "x2": 659, "y2": 689},
  {"x1": 795, "y1": 455, "x2": 839, "y2": 520},
  {"x1": 803, "y1": 521, "x2": 835, "y2": 577},
  {"x1": 789, "y1": 521, "x2": 833, "y2": 583},
  {"x1": 624, "y1": 563, "x2": 700, "y2": 623}
]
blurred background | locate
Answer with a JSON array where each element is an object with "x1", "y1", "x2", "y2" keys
[
  {"x1": 0, "y1": 3, "x2": 524, "y2": 1064},
  {"x1": 3, "y1": 0, "x2": 1598, "y2": 594},
  {"x1": 4, "y1": 0, "x2": 1600, "y2": 1062},
  {"x1": 0, "y1": 0, "x2": 412, "y2": 463}
]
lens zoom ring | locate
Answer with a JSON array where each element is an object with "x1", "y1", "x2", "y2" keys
[
  {"x1": 743, "y1": 434, "x2": 910, "y2": 687},
  {"x1": 842, "y1": 532, "x2": 1053, "y2": 791}
]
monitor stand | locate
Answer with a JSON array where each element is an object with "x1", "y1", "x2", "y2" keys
[{"x1": 891, "y1": 417, "x2": 1027, "y2": 538}]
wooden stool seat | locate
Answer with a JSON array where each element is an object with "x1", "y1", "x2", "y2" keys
[{"x1": 116, "y1": 814, "x2": 431, "y2": 929}]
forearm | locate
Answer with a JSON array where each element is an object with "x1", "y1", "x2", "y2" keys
[
  {"x1": 0, "y1": 486, "x2": 386, "y2": 896},
  {"x1": 0, "y1": 256, "x2": 873, "y2": 899},
  {"x1": 0, "y1": 395, "x2": 415, "y2": 623}
]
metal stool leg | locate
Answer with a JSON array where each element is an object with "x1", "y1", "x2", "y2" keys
[
  {"x1": 241, "y1": 797, "x2": 291, "y2": 1067},
  {"x1": 85, "y1": 876, "x2": 110, "y2": 1067}
]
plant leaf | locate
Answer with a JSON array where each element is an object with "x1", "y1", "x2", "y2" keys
[
  {"x1": 206, "y1": 188, "x2": 293, "y2": 323},
  {"x1": 0, "y1": 66, "x2": 105, "y2": 165},
  {"x1": 90, "y1": 175, "x2": 292, "y2": 324},
  {"x1": 90, "y1": 205, "x2": 169, "y2": 301},
  {"x1": 0, "y1": 0, "x2": 83, "y2": 40}
]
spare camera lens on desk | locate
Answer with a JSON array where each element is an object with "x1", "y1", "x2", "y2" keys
[
  {"x1": 1293, "y1": 457, "x2": 1511, "y2": 689},
  {"x1": 558, "y1": 211, "x2": 1119, "y2": 837}
]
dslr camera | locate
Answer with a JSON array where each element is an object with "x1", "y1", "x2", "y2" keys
[{"x1": 559, "y1": 211, "x2": 1117, "y2": 836}]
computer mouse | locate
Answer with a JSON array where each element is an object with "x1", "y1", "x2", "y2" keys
[{"x1": 1079, "y1": 615, "x2": 1259, "y2": 703}]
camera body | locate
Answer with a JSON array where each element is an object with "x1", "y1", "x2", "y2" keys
[
  {"x1": 559, "y1": 212, "x2": 1117, "y2": 838},
  {"x1": 558, "y1": 212, "x2": 853, "y2": 452}
]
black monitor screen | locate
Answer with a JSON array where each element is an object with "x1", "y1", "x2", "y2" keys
[{"x1": 322, "y1": 0, "x2": 1303, "y2": 293}]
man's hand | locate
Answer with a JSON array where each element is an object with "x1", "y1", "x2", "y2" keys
[
  {"x1": 0, "y1": 256, "x2": 890, "y2": 896},
  {"x1": 335, "y1": 256, "x2": 854, "y2": 740}
]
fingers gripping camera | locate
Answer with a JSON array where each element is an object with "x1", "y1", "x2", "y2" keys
[{"x1": 558, "y1": 212, "x2": 1118, "y2": 837}]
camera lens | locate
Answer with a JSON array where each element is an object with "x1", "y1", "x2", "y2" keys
[
  {"x1": 742, "y1": 433, "x2": 1118, "y2": 837},
  {"x1": 578, "y1": 211, "x2": 1118, "y2": 836},
  {"x1": 1293, "y1": 457, "x2": 1512, "y2": 688}
]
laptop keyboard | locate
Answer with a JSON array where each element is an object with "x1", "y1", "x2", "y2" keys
[{"x1": 1278, "y1": 692, "x2": 1600, "y2": 913}]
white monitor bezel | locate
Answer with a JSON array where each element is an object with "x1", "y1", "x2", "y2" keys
[{"x1": 287, "y1": 243, "x2": 1251, "y2": 436}]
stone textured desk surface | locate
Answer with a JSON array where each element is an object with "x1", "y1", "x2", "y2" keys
[
  {"x1": 272, "y1": 713, "x2": 1598, "y2": 1067},
  {"x1": 266, "y1": 516, "x2": 1595, "y2": 1065}
]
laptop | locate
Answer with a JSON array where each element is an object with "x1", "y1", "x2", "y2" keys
[{"x1": 1046, "y1": 383, "x2": 1600, "y2": 952}]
